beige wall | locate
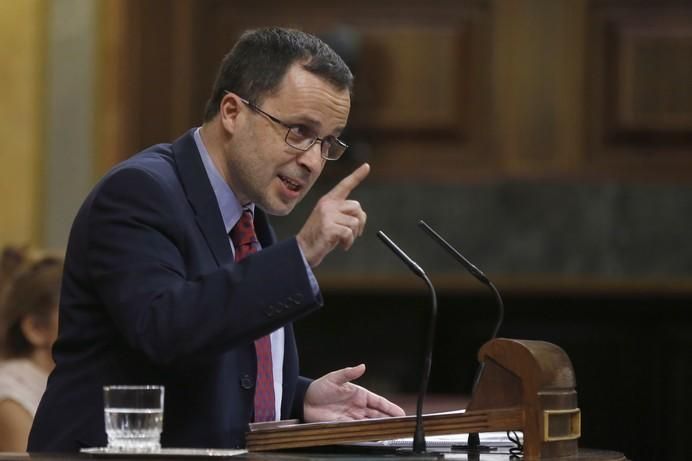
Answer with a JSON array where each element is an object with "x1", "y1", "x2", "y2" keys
[
  {"x1": 0, "y1": 0, "x2": 97, "y2": 251},
  {"x1": 43, "y1": 0, "x2": 97, "y2": 250},
  {"x1": 0, "y1": 0, "x2": 47, "y2": 246}
]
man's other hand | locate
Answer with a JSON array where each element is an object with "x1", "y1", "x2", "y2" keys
[
  {"x1": 303, "y1": 364, "x2": 406, "y2": 422},
  {"x1": 296, "y1": 163, "x2": 370, "y2": 268}
]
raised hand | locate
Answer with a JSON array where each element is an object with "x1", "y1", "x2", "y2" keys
[
  {"x1": 296, "y1": 163, "x2": 370, "y2": 267},
  {"x1": 303, "y1": 364, "x2": 406, "y2": 422}
]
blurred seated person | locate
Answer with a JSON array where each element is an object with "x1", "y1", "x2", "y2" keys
[{"x1": 0, "y1": 246, "x2": 62, "y2": 451}]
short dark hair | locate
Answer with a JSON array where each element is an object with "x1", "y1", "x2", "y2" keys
[{"x1": 203, "y1": 27, "x2": 354, "y2": 122}]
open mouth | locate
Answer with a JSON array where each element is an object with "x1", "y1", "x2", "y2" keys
[{"x1": 278, "y1": 175, "x2": 302, "y2": 192}]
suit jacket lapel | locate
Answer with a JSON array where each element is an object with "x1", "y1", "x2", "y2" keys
[{"x1": 172, "y1": 130, "x2": 234, "y2": 267}]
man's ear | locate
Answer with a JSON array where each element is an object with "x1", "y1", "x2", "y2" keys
[{"x1": 219, "y1": 92, "x2": 244, "y2": 134}]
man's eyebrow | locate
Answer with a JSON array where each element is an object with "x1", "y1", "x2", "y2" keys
[
  {"x1": 290, "y1": 115, "x2": 322, "y2": 131},
  {"x1": 290, "y1": 115, "x2": 345, "y2": 137}
]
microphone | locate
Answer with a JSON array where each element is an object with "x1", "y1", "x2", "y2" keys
[
  {"x1": 417, "y1": 220, "x2": 504, "y2": 340},
  {"x1": 417, "y1": 220, "x2": 505, "y2": 452},
  {"x1": 377, "y1": 230, "x2": 438, "y2": 455}
]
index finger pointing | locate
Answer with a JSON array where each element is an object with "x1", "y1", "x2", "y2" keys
[{"x1": 326, "y1": 163, "x2": 371, "y2": 200}]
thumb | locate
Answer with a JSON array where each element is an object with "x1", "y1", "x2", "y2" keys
[{"x1": 330, "y1": 364, "x2": 366, "y2": 385}]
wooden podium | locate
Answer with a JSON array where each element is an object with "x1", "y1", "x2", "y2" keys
[{"x1": 246, "y1": 338, "x2": 628, "y2": 460}]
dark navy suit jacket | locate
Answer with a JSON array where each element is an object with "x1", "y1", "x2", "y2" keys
[{"x1": 28, "y1": 130, "x2": 322, "y2": 451}]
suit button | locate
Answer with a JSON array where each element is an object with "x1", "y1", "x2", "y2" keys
[{"x1": 240, "y1": 374, "x2": 254, "y2": 389}]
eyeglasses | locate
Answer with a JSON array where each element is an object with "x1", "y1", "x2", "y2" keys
[{"x1": 226, "y1": 91, "x2": 348, "y2": 161}]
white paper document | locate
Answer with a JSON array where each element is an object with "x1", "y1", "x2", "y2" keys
[{"x1": 349, "y1": 431, "x2": 522, "y2": 449}]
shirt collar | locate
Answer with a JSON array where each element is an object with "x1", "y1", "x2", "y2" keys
[{"x1": 193, "y1": 127, "x2": 254, "y2": 233}]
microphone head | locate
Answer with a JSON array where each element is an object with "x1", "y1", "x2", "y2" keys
[
  {"x1": 377, "y1": 231, "x2": 426, "y2": 278},
  {"x1": 417, "y1": 220, "x2": 490, "y2": 285}
]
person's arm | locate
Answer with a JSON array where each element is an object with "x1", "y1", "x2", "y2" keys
[
  {"x1": 85, "y1": 167, "x2": 321, "y2": 366},
  {"x1": 0, "y1": 399, "x2": 33, "y2": 452}
]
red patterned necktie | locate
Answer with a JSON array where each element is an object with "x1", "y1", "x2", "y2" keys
[{"x1": 230, "y1": 209, "x2": 276, "y2": 422}]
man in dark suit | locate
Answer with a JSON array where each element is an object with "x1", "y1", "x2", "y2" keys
[{"x1": 28, "y1": 27, "x2": 404, "y2": 452}]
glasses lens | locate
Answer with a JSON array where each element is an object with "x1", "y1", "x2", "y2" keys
[
  {"x1": 285, "y1": 126, "x2": 347, "y2": 160},
  {"x1": 286, "y1": 127, "x2": 315, "y2": 151},
  {"x1": 324, "y1": 139, "x2": 347, "y2": 160}
]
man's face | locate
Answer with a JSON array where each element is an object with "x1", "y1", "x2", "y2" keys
[{"x1": 226, "y1": 63, "x2": 351, "y2": 216}]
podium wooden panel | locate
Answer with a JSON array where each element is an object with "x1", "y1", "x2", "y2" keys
[{"x1": 246, "y1": 339, "x2": 629, "y2": 460}]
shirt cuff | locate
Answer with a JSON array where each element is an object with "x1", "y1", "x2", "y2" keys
[{"x1": 298, "y1": 246, "x2": 321, "y2": 298}]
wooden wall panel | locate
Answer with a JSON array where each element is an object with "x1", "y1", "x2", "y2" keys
[
  {"x1": 99, "y1": 0, "x2": 493, "y2": 181},
  {"x1": 587, "y1": 1, "x2": 692, "y2": 179},
  {"x1": 491, "y1": 0, "x2": 587, "y2": 179},
  {"x1": 612, "y1": 19, "x2": 692, "y2": 135},
  {"x1": 97, "y1": 0, "x2": 692, "y2": 181},
  {"x1": 353, "y1": 26, "x2": 468, "y2": 135},
  {"x1": 198, "y1": 1, "x2": 493, "y2": 182},
  {"x1": 98, "y1": 0, "x2": 201, "y2": 171}
]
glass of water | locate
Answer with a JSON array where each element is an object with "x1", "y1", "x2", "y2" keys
[{"x1": 103, "y1": 385, "x2": 164, "y2": 452}]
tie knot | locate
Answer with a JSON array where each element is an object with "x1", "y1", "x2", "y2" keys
[{"x1": 230, "y1": 210, "x2": 259, "y2": 260}]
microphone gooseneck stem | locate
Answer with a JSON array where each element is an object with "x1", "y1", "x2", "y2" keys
[
  {"x1": 417, "y1": 220, "x2": 505, "y2": 453},
  {"x1": 468, "y1": 285, "x2": 504, "y2": 401},
  {"x1": 487, "y1": 280, "x2": 504, "y2": 340},
  {"x1": 377, "y1": 230, "x2": 437, "y2": 454},
  {"x1": 413, "y1": 271, "x2": 437, "y2": 453}
]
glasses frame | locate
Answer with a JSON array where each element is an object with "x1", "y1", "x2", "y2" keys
[{"x1": 225, "y1": 91, "x2": 348, "y2": 161}]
